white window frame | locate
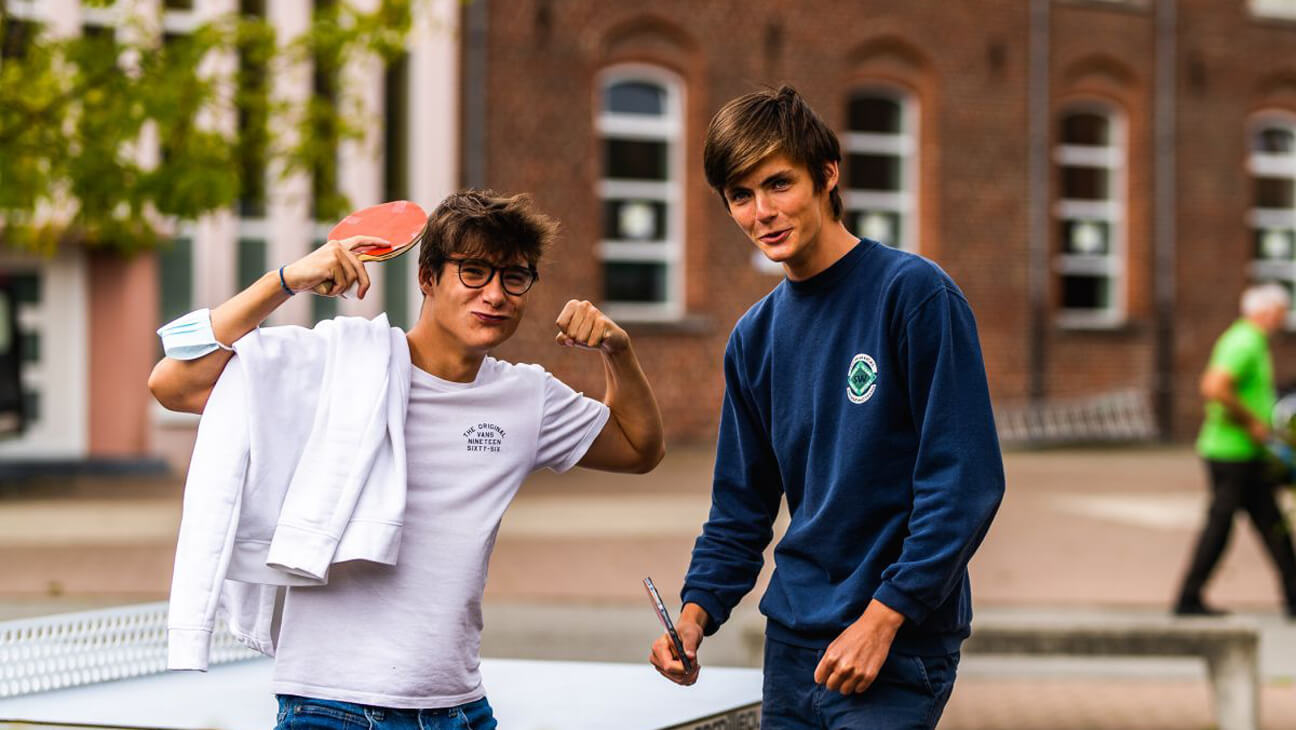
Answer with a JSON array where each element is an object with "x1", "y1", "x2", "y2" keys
[
  {"x1": 1251, "y1": 0, "x2": 1296, "y2": 20},
  {"x1": 1054, "y1": 103, "x2": 1127, "y2": 329},
  {"x1": 0, "y1": 252, "x2": 89, "y2": 458},
  {"x1": 596, "y1": 65, "x2": 685, "y2": 322},
  {"x1": 842, "y1": 87, "x2": 919, "y2": 253},
  {"x1": 1246, "y1": 112, "x2": 1296, "y2": 327}
]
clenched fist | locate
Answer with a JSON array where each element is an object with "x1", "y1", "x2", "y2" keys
[{"x1": 555, "y1": 299, "x2": 630, "y2": 354}]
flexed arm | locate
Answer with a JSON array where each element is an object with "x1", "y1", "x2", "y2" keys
[{"x1": 556, "y1": 299, "x2": 665, "y2": 474}]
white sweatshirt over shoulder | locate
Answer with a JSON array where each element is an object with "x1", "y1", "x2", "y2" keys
[{"x1": 166, "y1": 315, "x2": 411, "y2": 671}]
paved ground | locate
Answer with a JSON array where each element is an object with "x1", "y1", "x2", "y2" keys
[{"x1": 4, "y1": 445, "x2": 1296, "y2": 727}]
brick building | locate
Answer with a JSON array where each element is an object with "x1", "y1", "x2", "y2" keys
[
  {"x1": 475, "y1": 0, "x2": 1296, "y2": 443},
  {"x1": 6, "y1": 0, "x2": 1296, "y2": 472}
]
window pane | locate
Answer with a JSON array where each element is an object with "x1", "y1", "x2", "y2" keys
[
  {"x1": 237, "y1": 238, "x2": 267, "y2": 290},
  {"x1": 1256, "y1": 127, "x2": 1295, "y2": 154},
  {"x1": 847, "y1": 96, "x2": 901, "y2": 134},
  {"x1": 1254, "y1": 176, "x2": 1293, "y2": 208},
  {"x1": 2, "y1": 18, "x2": 33, "y2": 60},
  {"x1": 604, "y1": 262, "x2": 667, "y2": 303},
  {"x1": 384, "y1": 255, "x2": 411, "y2": 331},
  {"x1": 11, "y1": 274, "x2": 40, "y2": 305},
  {"x1": 1254, "y1": 228, "x2": 1295, "y2": 260},
  {"x1": 384, "y1": 54, "x2": 410, "y2": 202},
  {"x1": 1061, "y1": 274, "x2": 1111, "y2": 310},
  {"x1": 1062, "y1": 113, "x2": 1110, "y2": 146},
  {"x1": 0, "y1": 293, "x2": 9, "y2": 354},
  {"x1": 847, "y1": 209, "x2": 901, "y2": 247},
  {"x1": 313, "y1": 293, "x2": 338, "y2": 323},
  {"x1": 604, "y1": 139, "x2": 667, "y2": 180},
  {"x1": 22, "y1": 389, "x2": 39, "y2": 425},
  {"x1": 311, "y1": 1, "x2": 340, "y2": 221},
  {"x1": 158, "y1": 238, "x2": 193, "y2": 325},
  {"x1": 604, "y1": 81, "x2": 665, "y2": 116},
  {"x1": 20, "y1": 331, "x2": 38, "y2": 364},
  {"x1": 236, "y1": 11, "x2": 269, "y2": 218},
  {"x1": 164, "y1": 0, "x2": 195, "y2": 9},
  {"x1": 603, "y1": 199, "x2": 667, "y2": 241},
  {"x1": 847, "y1": 153, "x2": 901, "y2": 191},
  {"x1": 1061, "y1": 166, "x2": 1109, "y2": 200},
  {"x1": 1061, "y1": 220, "x2": 1111, "y2": 255}
]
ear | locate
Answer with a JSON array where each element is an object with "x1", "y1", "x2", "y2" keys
[
  {"x1": 418, "y1": 266, "x2": 436, "y2": 296},
  {"x1": 823, "y1": 160, "x2": 840, "y2": 191}
]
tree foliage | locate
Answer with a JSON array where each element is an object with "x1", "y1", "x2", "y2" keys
[{"x1": 0, "y1": 0, "x2": 413, "y2": 256}]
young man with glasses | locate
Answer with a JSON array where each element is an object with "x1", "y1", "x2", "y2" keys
[
  {"x1": 150, "y1": 189, "x2": 664, "y2": 728},
  {"x1": 647, "y1": 87, "x2": 1003, "y2": 729}
]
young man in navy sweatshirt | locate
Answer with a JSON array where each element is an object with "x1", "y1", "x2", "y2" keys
[{"x1": 648, "y1": 86, "x2": 1004, "y2": 728}]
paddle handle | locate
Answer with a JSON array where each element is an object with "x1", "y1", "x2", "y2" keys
[{"x1": 311, "y1": 279, "x2": 360, "y2": 299}]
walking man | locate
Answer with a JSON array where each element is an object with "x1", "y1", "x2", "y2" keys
[
  {"x1": 1175, "y1": 282, "x2": 1296, "y2": 617},
  {"x1": 648, "y1": 86, "x2": 1004, "y2": 728}
]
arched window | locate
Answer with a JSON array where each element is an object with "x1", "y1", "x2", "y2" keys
[
  {"x1": 1248, "y1": 115, "x2": 1296, "y2": 317},
  {"x1": 596, "y1": 67, "x2": 685, "y2": 321},
  {"x1": 843, "y1": 90, "x2": 917, "y2": 252},
  {"x1": 1055, "y1": 106, "x2": 1125, "y2": 326}
]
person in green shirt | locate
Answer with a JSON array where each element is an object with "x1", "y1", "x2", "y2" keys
[{"x1": 1175, "y1": 283, "x2": 1296, "y2": 617}]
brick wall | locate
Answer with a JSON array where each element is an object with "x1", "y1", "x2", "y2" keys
[{"x1": 476, "y1": 0, "x2": 1296, "y2": 443}]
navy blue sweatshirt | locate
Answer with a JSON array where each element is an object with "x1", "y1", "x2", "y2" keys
[{"x1": 681, "y1": 240, "x2": 1004, "y2": 656}]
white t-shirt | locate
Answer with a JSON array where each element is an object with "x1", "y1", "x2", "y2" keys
[{"x1": 270, "y1": 356, "x2": 610, "y2": 708}]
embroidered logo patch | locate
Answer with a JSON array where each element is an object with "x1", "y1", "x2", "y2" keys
[
  {"x1": 847, "y1": 354, "x2": 878, "y2": 404},
  {"x1": 463, "y1": 422, "x2": 506, "y2": 453}
]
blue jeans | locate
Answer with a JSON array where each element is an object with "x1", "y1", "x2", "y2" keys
[
  {"x1": 762, "y1": 635, "x2": 958, "y2": 729},
  {"x1": 275, "y1": 695, "x2": 497, "y2": 730}
]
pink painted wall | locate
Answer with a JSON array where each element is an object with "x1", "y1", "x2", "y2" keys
[{"x1": 88, "y1": 251, "x2": 158, "y2": 457}]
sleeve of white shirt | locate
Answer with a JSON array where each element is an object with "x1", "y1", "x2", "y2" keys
[{"x1": 533, "y1": 371, "x2": 611, "y2": 473}]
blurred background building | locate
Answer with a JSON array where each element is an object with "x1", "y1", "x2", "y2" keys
[{"x1": 6, "y1": 0, "x2": 1296, "y2": 473}]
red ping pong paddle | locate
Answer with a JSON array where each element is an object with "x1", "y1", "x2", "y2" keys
[{"x1": 315, "y1": 200, "x2": 428, "y2": 297}]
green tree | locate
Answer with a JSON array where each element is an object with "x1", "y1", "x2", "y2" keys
[{"x1": 0, "y1": 0, "x2": 413, "y2": 256}]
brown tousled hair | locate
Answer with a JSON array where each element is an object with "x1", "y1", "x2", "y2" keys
[
  {"x1": 417, "y1": 189, "x2": 559, "y2": 286},
  {"x1": 703, "y1": 85, "x2": 844, "y2": 220}
]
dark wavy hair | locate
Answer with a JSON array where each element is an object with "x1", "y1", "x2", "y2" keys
[
  {"x1": 703, "y1": 85, "x2": 843, "y2": 220},
  {"x1": 417, "y1": 189, "x2": 559, "y2": 284}
]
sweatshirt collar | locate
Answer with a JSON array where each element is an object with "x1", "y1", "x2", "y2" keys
[{"x1": 784, "y1": 239, "x2": 874, "y2": 295}]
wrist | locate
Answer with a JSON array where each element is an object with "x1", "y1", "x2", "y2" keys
[
  {"x1": 864, "y1": 599, "x2": 906, "y2": 633},
  {"x1": 276, "y1": 265, "x2": 296, "y2": 296},
  {"x1": 679, "y1": 602, "x2": 710, "y2": 631}
]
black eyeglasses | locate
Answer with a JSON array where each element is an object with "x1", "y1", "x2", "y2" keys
[{"x1": 444, "y1": 257, "x2": 539, "y2": 296}]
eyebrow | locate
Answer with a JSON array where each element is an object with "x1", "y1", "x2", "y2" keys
[
  {"x1": 760, "y1": 168, "x2": 795, "y2": 185},
  {"x1": 730, "y1": 168, "x2": 796, "y2": 193}
]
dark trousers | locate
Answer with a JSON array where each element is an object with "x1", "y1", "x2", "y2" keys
[
  {"x1": 761, "y1": 635, "x2": 958, "y2": 730},
  {"x1": 1177, "y1": 459, "x2": 1296, "y2": 610}
]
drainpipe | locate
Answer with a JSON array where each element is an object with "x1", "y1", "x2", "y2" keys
[
  {"x1": 464, "y1": 0, "x2": 488, "y2": 188},
  {"x1": 1027, "y1": 0, "x2": 1050, "y2": 404},
  {"x1": 1154, "y1": 0, "x2": 1177, "y2": 440}
]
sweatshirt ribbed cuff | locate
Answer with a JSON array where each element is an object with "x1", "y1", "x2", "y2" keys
[
  {"x1": 167, "y1": 627, "x2": 213, "y2": 671},
  {"x1": 872, "y1": 582, "x2": 931, "y2": 626},
  {"x1": 680, "y1": 588, "x2": 728, "y2": 637},
  {"x1": 265, "y1": 524, "x2": 341, "y2": 582}
]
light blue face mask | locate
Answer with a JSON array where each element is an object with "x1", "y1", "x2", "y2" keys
[{"x1": 157, "y1": 308, "x2": 234, "y2": 360}]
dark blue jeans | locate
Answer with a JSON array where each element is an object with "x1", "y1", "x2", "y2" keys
[
  {"x1": 762, "y1": 635, "x2": 958, "y2": 729},
  {"x1": 275, "y1": 695, "x2": 497, "y2": 730}
]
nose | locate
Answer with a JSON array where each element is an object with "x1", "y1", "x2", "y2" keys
[
  {"x1": 753, "y1": 190, "x2": 777, "y2": 221},
  {"x1": 479, "y1": 271, "x2": 507, "y2": 306}
]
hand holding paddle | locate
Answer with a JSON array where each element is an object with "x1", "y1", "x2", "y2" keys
[
  {"x1": 280, "y1": 235, "x2": 383, "y2": 299},
  {"x1": 284, "y1": 200, "x2": 428, "y2": 299}
]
